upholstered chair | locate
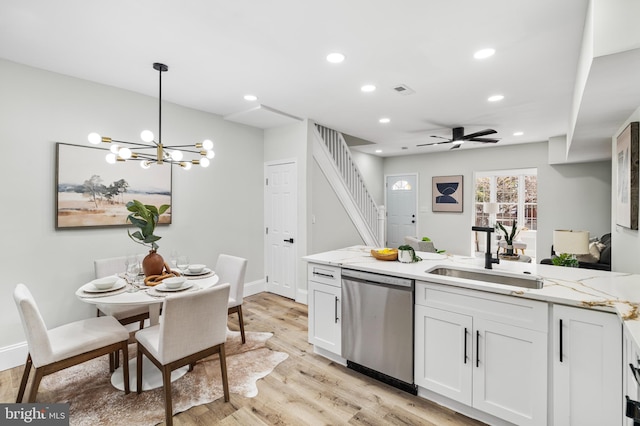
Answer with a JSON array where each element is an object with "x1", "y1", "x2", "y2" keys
[
  {"x1": 135, "y1": 283, "x2": 231, "y2": 426},
  {"x1": 95, "y1": 256, "x2": 150, "y2": 370},
  {"x1": 13, "y1": 283, "x2": 130, "y2": 402},
  {"x1": 215, "y1": 254, "x2": 248, "y2": 343}
]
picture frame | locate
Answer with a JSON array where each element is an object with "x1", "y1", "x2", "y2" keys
[
  {"x1": 616, "y1": 122, "x2": 639, "y2": 230},
  {"x1": 56, "y1": 143, "x2": 172, "y2": 229},
  {"x1": 432, "y1": 175, "x2": 463, "y2": 212}
]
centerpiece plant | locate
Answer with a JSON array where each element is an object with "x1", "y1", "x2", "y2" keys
[
  {"x1": 496, "y1": 220, "x2": 519, "y2": 256},
  {"x1": 126, "y1": 200, "x2": 170, "y2": 276}
]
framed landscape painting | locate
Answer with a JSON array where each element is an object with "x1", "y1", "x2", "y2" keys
[
  {"x1": 616, "y1": 122, "x2": 639, "y2": 230},
  {"x1": 432, "y1": 175, "x2": 463, "y2": 212},
  {"x1": 56, "y1": 143, "x2": 172, "y2": 229}
]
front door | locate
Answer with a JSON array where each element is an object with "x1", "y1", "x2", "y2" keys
[
  {"x1": 265, "y1": 161, "x2": 297, "y2": 299},
  {"x1": 386, "y1": 174, "x2": 417, "y2": 247}
]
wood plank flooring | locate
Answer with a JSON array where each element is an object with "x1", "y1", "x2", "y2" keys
[{"x1": 0, "y1": 292, "x2": 485, "y2": 425}]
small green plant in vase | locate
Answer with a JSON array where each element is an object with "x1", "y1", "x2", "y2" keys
[
  {"x1": 126, "y1": 200, "x2": 170, "y2": 276},
  {"x1": 496, "y1": 220, "x2": 519, "y2": 256},
  {"x1": 398, "y1": 244, "x2": 422, "y2": 263}
]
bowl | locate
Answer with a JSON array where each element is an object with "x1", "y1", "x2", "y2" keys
[
  {"x1": 188, "y1": 264, "x2": 206, "y2": 274},
  {"x1": 163, "y1": 276, "x2": 187, "y2": 289},
  {"x1": 93, "y1": 276, "x2": 118, "y2": 290}
]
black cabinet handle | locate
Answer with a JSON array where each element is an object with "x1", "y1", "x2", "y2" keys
[
  {"x1": 313, "y1": 272, "x2": 334, "y2": 279},
  {"x1": 464, "y1": 327, "x2": 468, "y2": 364},
  {"x1": 284, "y1": 238, "x2": 294, "y2": 243},
  {"x1": 476, "y1": 330, "x2": 480, "y2": 368},
  {"x1": 334, "y1": 296, "x2": 339, "y2": 323},
  {"x1": 559, "y1": 319, "x2": 563, "y2": 363}
]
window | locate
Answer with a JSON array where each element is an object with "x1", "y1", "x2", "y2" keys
[
  {"x1": 474, "y1": 169, "x2": 537, "y2": 231},
  {"x1": 391, "y1": 180, "x2": 412, "y2": 191}
]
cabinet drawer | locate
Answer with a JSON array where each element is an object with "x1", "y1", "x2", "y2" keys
[
  {"x1": 308, "y1": 264, "x2": 341, "y2": 287},
  {"x1": 416, "y1": 281, "x2": 548, "y2": 332}
]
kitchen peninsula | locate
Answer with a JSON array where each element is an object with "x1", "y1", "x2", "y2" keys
[{"x1": 304, "y1": 246, "x2": 640, "y2": 426}]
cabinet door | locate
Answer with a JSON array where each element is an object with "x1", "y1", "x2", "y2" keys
[
  {"x1": 473, "y1": 318, "x2": 547, "y2": 426},
  {"x1": 553, "y1": 305, "x2": 621, "y2": 426},
  {"x1": 308, "y1": 280, "x2": 341, "y2": 355},
  {"x1": 415, "y1": 305, "x2": 473, "y2": 405},
  {"x1": 624, "y1": 326, "x2": 640, "y2": 426}
]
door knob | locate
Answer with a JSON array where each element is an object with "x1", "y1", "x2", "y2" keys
[{"x1": 284, "y1": 238, "x2": 294, "y2": 243}]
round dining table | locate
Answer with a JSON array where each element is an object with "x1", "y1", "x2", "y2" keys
[{"x1": 76, "y1": 270, "x2": 219, "y2": 391}]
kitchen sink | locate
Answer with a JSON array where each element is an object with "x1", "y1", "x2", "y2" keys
[{"x1": 426, "y1": 266, "x2": 544, "y2": 289}]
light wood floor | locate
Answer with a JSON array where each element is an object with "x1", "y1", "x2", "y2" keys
[{"x1": 0, "y1": 293, "x2": 485, "y2": 425}]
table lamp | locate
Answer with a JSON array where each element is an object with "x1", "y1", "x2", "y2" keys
[{"x1": 553, "y1": 230, "x2": 590, "y2": 267}]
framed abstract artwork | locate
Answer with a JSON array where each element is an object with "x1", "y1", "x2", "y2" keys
[
  {"x1": 432, "y1": 175, "x2": 463, "y2": 212},
  {"x1": 616, "y1": 122, "x2": 639, "y2": 230},
  {"x1": 55, "y1": 143, "x2": 172, "y2": 229}
]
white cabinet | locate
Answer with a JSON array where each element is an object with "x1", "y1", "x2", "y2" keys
[
  {"x1": 307, "y1": 263, "x2": 342, "y2": 356},
  {"x1": 623, "y1": 326, "x2": 640, "y2": 425},
  {"x1": 552, "y1": 305, "x2": 621, "y2": 426},
  {"x1": 415, "y1": 281, "x2": 548, "y2": 426}
]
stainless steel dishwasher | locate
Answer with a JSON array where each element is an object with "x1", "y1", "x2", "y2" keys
[{"x1": 341, "y1": 268, "x2": 416, "y2": 394}]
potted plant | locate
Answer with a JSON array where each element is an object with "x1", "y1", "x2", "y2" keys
[
  {"x1": 397, "y1": 244, "x2": 422, "y2": 263},
  {"x1": 496, "y1": 220, "x2": 519, "y2": 256},
  {"x1": 126, "y1": 200, "x2": 170, "y2": 276}
]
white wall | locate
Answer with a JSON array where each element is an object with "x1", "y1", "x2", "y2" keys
[
  {"x1": 611, "y1": 106, "x2": 640, "y2": 273},
  {"x1": 263, "y1": 120, "x2": 309, "y2": 303},
  {"x1": 383, "y1": 142, "x2": 611, "y2": 262},
  {"x1": 0, "y1": 60, "x2": 265, "y2": 354}
]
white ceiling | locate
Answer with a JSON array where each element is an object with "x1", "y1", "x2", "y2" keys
[{"x1": 0, "y1": 1, "x2": 636, "y2": 159}]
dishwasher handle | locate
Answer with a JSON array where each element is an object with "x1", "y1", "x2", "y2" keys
[{"x1": 334, "y1": 296, "x2": 339, "y2": 323}]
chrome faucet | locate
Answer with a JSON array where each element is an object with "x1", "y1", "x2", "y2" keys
[{"x1": 472, "y1": 226, "x2": 500, "y2": 269}]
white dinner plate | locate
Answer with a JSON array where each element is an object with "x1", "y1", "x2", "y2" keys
[
  {"x1": 82, "y1": 278, "x2": 127, "y2": 293},
  {"x1": 182, "y1": 267, "x2": 213, "y2": 276},
  {"x1": 154, "y1": 281, "x2": 194, "y2": 292}
]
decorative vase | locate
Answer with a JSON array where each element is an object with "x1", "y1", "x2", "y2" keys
[
  {"x1": 142, "y1": 250, "x2": 165, "y2": 276},
  {"x1": 505, "y1": 244, "x2": 514, "y2": 256},
  {"x1": 398, "y1": 249, "x2": 413, "y2": 263}
]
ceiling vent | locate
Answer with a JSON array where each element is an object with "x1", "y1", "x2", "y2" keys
[{"x1": 392, "y1": 84, "x2": 415, "y2": 95}]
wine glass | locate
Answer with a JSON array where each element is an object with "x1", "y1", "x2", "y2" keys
[{"x1": 177, "y1": 255, "x2": 189, "y2": 272}]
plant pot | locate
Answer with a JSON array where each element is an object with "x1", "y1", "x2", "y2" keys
[
  {"x1": 142, "y1": 250, "x2": 164, "y2": 276},
  {"x1": 398, "y1": 249, "x2": 413, "y2": 263},
  {"x1": 505, "y1": 245, "x2": 514, "y2": 256}
]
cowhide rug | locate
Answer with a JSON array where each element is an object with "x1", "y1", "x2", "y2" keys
[{"x1": 35, "y1": 330, "x2": 288, "y2": 425}]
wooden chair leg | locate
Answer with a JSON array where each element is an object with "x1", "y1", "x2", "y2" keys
[
  {"x1": 162, "y1": 365, "x2": 174, "y2": 426},
  {"x1": 121, "y1": 342, "x2": 130, "y2": 394},
  {"x1": 114, "y1": 350, "x2": 120, "y2": 370},
  {"x1": 136, "y1": 344, "x2": 143, "y2": 395},
  {"x1": 237, "y1": 305, "x2": 246, "y2": 344},
  {"x1": 27, "y1": 367, "x2": 44, "y2": 403},
  {"x1": 219, "y1": 344, "x2": 230, "y2": 402},
  {"x1": 16, "y1": 354, "x2": 32, "y2": 403}
]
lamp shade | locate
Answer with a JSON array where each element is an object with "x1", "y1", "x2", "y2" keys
[
  {"x1": 553, "y1": 230, "x2": 590, "y2": 254},
  {"x1": 484, "y1": 202, "x2": 499, "y2": 214}
]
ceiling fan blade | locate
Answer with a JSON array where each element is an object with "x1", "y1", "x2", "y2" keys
[
  {"x1": 450, "y1": 143, "x2": 462, "y2": 150},
  {"x1": 462, "y1": 129, "x2": 497, "y2": 140},
  {"x1": 430, "y1": 135, "x2": 452, "y2": 141},
  {"x1": 417, "y1": 139, "x2": 453, "y2": 147},
  {"x1": 467, "y1": 137, "x2": 500, "y2": 143}
]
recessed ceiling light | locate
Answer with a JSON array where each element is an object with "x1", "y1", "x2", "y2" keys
[
  {"x1": 243, "y1": 94, "x2": 258, "y2": 101},
  {"x1": 361, "y1": 84, "x2": 376, "y2": 93},
  {"x1": 488, "y1": 94, "x2": 504, "y2": 102},
  {"x1": 513, "y1": 131, "x2": 524, "y2": 136},
  {"x1": 375, "y1": 149, "x2": 382, "y2": 153},
  {"x1": 379, "y1": 118, "x2": 390, "y2": 124},
  {"x1": 474, "y1": 48, "x2": 496, "y2": 59},
  {"x1": 326, "y1": 52, "x2": 345, "y2": 63}
]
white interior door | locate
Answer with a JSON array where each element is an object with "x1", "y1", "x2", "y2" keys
[
  {"x1": 386, "y1": 174, "x2": 417, "y2": 247},
  {"x1": 265, "y1": 161, "x2": 297, "y2": 299}
]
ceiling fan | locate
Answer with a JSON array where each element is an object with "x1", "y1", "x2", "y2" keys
[{"x1": 417, "y1": 127, "x2": 500, "y2": 150}]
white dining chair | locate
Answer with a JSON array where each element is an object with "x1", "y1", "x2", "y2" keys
[
  {"x1": 13, "y1": 283, "x2": 131, "y2": 402},
  {"x1": 135, "y1": 283, "x2": 231, "y2": 426},
  {"x1": 215, "y1": 254, "x2": 248, "y2": 343},
  {"x1": 95, "y1": 256, "x2": 151, "y2": 371}
]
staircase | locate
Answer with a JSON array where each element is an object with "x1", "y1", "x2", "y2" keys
[{"x1": 312, "y1": 124, "x2": 384, "y2": 247}]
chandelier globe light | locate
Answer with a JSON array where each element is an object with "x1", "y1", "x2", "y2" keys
[{"x1": 88, "y1": 62, "x2": 215, "y2": 170}]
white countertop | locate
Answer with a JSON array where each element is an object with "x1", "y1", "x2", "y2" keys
[{"x1": 304, "y1": 246, "x2": 640, "y2": 347}]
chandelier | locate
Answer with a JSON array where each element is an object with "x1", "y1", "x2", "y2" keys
[{"x1": 88, "y1": 62, "x2": 215, "y2": 170}]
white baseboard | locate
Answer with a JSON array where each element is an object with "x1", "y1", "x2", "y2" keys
[
  {"x1": 244, "y1": 278, "x2": 265, "y2": 297},
  {"x1": 0, "y1": 341, "x2": 28, "y2": 372}
]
